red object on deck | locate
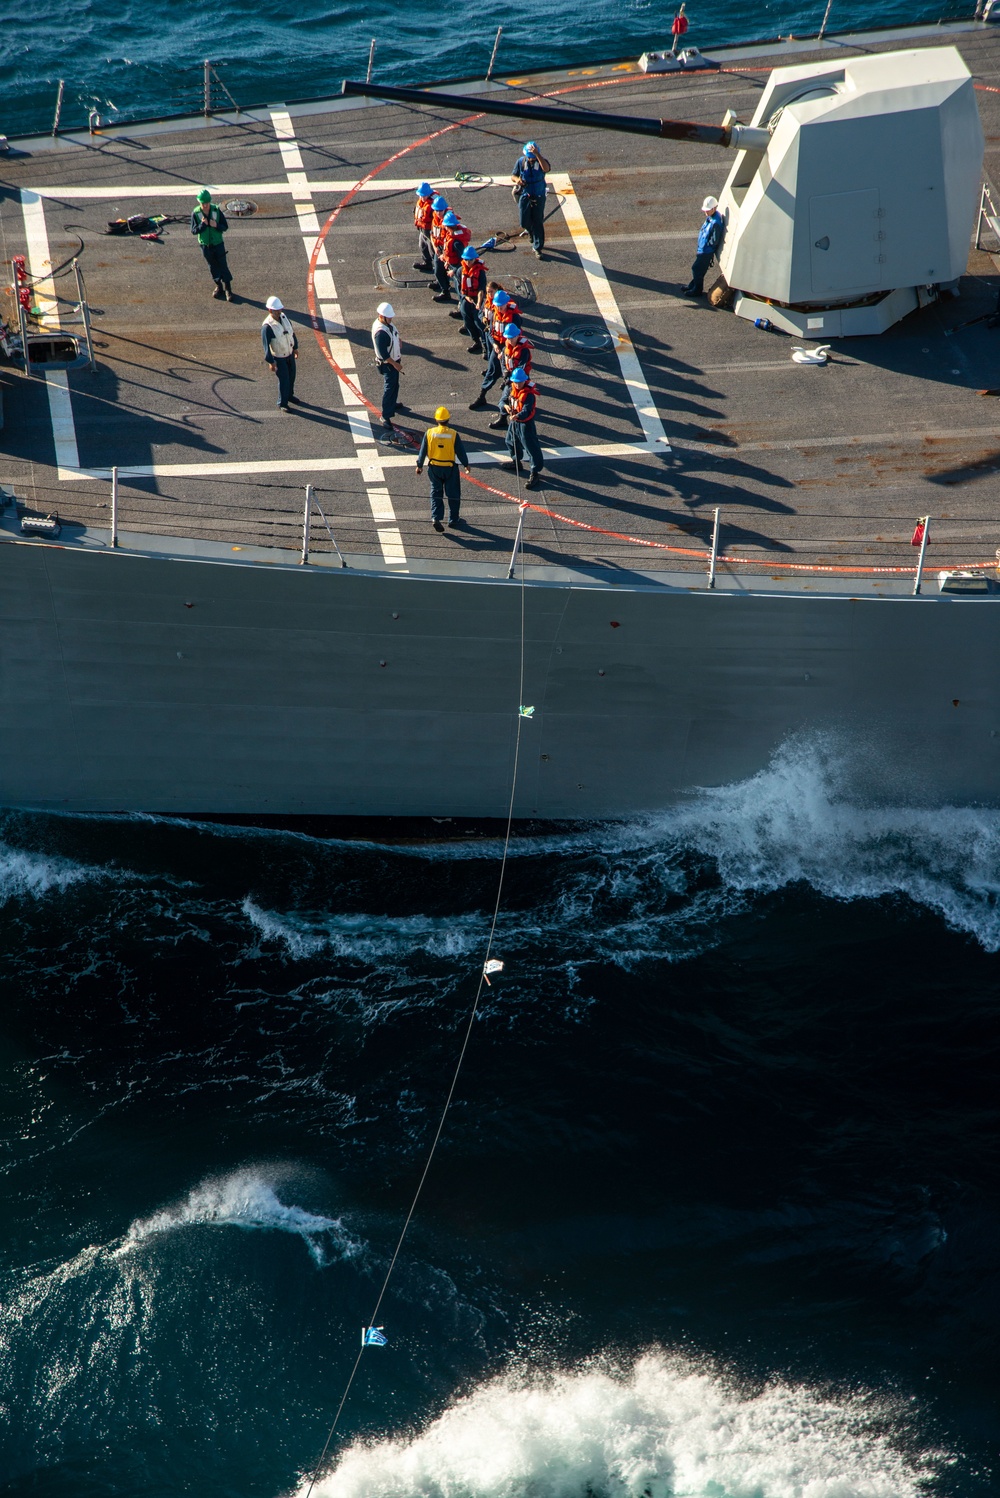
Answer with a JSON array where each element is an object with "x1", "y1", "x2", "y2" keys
[{"x1": 911, "y1": 521, "x2": 926, "y2": 547}]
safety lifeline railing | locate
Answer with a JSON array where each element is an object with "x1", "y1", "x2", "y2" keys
[
  {"x1": 300, "y1": 484, "x2": 348, "y2": 567},
  {"x1": 974, "y1": 176, "x2": 1000, "y2": 252}
]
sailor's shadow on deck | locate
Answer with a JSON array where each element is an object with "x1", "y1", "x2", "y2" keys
[{"x1": 68, "y1": 361, "x2": 231, "y2": 469}]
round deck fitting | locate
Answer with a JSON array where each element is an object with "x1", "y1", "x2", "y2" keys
[
  {"x1": 225, "y1": 199, "x2": 257, "y2": 217},
  {"x1": 560, "y1": 323, "x2": 615, "y2": 354}
]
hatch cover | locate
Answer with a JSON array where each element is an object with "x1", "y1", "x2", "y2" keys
[
  {"x1": 375, "y1": 253, "x2": 434, "y2": 290},
  {"x1": 225, "y1": 199, "x2": 257, "y2": 217},
  {"x1": 560, "y1": 323, "x2": 615, "y2": 354}
]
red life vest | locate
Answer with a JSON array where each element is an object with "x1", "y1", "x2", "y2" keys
[
  {"x1": 414, "y1": 195, "x2": 433, "y2": 232},
  {"x1": 460, "y1": 260, "x2": 485, "y2": 298},
  {"x1": 502, "y1": 334, "x2": 534, "y2": 376},
  {"x1": 443, "y1": 225, "x2": 471, "y2": 268},
  {"x1": 430, "y1": 210, "x2": 447, "y2": 251},
  {"x1": 491, "y1": 300, "x2": 519, "y2": 345},
  {"x1": 508, "y1": 380, "x2": 538, "y2": 422}
]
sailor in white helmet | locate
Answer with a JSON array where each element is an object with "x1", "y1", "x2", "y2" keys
[
  {"x1": 683, "y1": 196, "x2": 725, "y2": 298},
  {"x1": 371, "y1": 301, "x2": 403, "y2": 436},
  {"x1": 261, "y1": 295, "x2": 299, "y2": 410}
]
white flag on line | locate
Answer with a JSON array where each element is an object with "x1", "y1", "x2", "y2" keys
[{"x1": 483, "y1": 959, "x2": 504, "y2": 985}]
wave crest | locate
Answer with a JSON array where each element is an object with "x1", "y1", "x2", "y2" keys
[{"x1": 309, "y1": 1352, "x2": 941, "y2": 1498}]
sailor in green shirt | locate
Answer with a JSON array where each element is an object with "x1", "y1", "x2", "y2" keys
[{"x1": 190, "y1": 189, "x2": 234, "y2": 301}]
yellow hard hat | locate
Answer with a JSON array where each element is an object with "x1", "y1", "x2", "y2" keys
[{"x1": 434, "y1": 405, "x2": 451, "y2": 422}]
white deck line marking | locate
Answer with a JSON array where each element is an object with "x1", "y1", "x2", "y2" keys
[
  {"x1": 551, "y1": 172, "x2": 670, "y2": 453},
  {"x1": 29, "y1": 180, "x2": 484, "y2": 199},
  {"x1": 270, "y1": 107, "x2": 406, "y2": 567},
  {"x1": 61, "y1": 441, "x2": 663, "y2": 481},
  {"x1": 20, "y1": 190, "x2": 81, "y2": 474}
]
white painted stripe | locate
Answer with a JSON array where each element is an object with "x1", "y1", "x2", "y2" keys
[
  {"x1": 28, "y1": 180, "x2": 477, "y2": 199},
  {"x1": 376, "y1": 526, "x2": 407, "y2": 565},
  {"x1": 60, "y1": 440, "x2": 663, "y2": 481},
  {"x1": 269, "y1": 104, "x2": 408, "y2": 567},
  {"x1": 551, "y1": 172, "x2": 670, "y2": 452},
  {"x1": 21, "y1": 191, "x2": 83, "y2": 473}
]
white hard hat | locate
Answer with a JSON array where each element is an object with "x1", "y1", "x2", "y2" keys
[
  {"x1": 377, "y1": 301, "x2": 394, "y2": 318},
  {"x1": 265, "y1": 295, "x2": 283, "y2": 310},
  {"x1": 702, "y1": 196, "x2": 719, "y2": 212}
]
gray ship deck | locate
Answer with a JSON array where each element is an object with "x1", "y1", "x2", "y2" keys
[{"x1": 4, "y1": 19, "x2": 1000, "y2": 588}]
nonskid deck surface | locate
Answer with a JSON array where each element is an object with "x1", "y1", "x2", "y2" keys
[{"x1": 4, "y1": 23, "x2": 1000, "y2": 582}]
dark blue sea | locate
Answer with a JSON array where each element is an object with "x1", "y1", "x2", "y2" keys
[{"x1": 2, "y1": 3, "x2": 999, "y2": 1496}]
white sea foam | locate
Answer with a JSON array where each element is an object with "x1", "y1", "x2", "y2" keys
[
  {"x1": 307, "y1": 1352, "x2": 941, "y2": 1498},
  {"x1": 0, "y1": 838, "x2": 95, "y2": 905},
  {"x1": 124, "y1": 1168, "x2": 362, "y2": 1266},
  {"x1": 660, "y1": 735, "x2": 1000, "y2": 950}
]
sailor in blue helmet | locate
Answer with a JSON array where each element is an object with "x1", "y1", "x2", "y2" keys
[
  {"x1": 500, "y1": 368, "x2": 543, "y2": 490},
  {"x1": 511, "y1": 139, "x2": 551, "y2": 258},
  {"x1": 428, "y1": 196, "x2": 450, "y2": 291},
  {"x1": 433, "y1": 210, "x2": 463, "y2": 300},
  {"x1": 683, "y1": 196, "x2": 725, "y2": 297},
  {"x1": 454, "y1": 243, "x2": 488, "y2": 353},
  {"x1": 413, "y1": 182, "x2": 435, "y2": 272},
  {"x1": 469, "y1": 289, "x2": 511, "y2": 409}
]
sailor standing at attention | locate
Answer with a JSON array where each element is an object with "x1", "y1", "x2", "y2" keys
[
  {"x1": 261, "y1": 296, "x2": 299, "y2": 410},
  {"x1": 683, "y1": 196, "x2": 725, "y2": 297},
  {"x1": 371, "y1": 302, "x2": 403, "y2": 437},
  {"x1": 190, "y1": 189, "x2": 234, "y2": 300},
  {"x1": 511, "y1": 140, "x2": 551, "y2": 258},
  {"x1": 415, "y1": 406, "x2": 472, "y2": 532}
]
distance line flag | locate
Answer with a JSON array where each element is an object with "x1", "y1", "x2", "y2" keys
[{"x1": 362, "y1": 1325, "x2": 388, "y2": 1347}]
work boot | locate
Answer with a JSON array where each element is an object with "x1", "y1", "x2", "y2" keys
[
  {"x1": 413, "y1": 260, "x2": 432, "y2": 271},
  {"x1": 499, "y1": 461, "x2": 517, "y2": 473},
  {"x1": 433, "y1": 292, "x2": 453, "y2": 303},
  {"x1": 525, "y1": 471, "x2": 541, "y2": 490},
  {"x1": 488, "y1": 415, "x2": 508, "y2": 430},
  {"x1": 468, "y1": 394, "x2": 489, "y2": 410},
  {"x1": 448, "y1": 310, "x2": 463, "y2": 320},
  {"x1": 433, "y1": 519, "x2": 445, "y2": 533},
  {"x1": 212, "y1": 281, "x2": 225, "y2": 300},
  {"x1": 467, "y1": 342, "x2": 483, "y2": 354},
  {"x1": 224, "y1": 285, "x2": 234, "y2": 302}
]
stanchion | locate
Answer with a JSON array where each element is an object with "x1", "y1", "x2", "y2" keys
[
  {"x1": 301, "y1": 484, "x2": 314, "y2": 564},
  {"x1": 707, "y1": 506, "x2": 721, "y2": 590},
  {"x1": 507, "y1": 504, "x2": 526, "y2": 579},
  {"x1": 912, "y1": 515, "x2": 930, "y2": 596},
  {"x1": 110, "y1": 466, "x2": 119, "y2": 549}
]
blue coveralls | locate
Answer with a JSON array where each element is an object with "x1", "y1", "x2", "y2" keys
[
  {"x1": 686, "y1": 210, "x2": 725, "y2": 294},
  {"x1": 514, "y1": 155, "x2": 547, "y2": 251},
  {"x1": 373, "y1": 324, "x2": 400, "y2": 424},
  {"x1": 417, "y1": 428, "x2": 471, "y2": 523},
  {"x1": 261, "y1": 314, "x2": 299, "y2": 408},
  {"x1": 505, "y1": 387, "x2": 544, "y2": 476}
]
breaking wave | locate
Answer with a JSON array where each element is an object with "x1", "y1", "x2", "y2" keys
[
  {"x1": 0, "y1": 838, "x2": 96, "y2": 905},
  {"x1": 124, "y1": 1168, "x2": 362, "y2": 1267},
  {"x1": 308, "y1": 1351, "x2": 943, "y2": 1498}
]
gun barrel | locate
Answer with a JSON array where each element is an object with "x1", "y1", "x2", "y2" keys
[{"x1": 341, "y1": 79, "x2": 732, "y2": 148}]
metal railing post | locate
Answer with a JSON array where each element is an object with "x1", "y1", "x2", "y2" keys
[
  {"x1": 300, "y1": 484, "x2": 314, "y2": 564},
  {"x1": 817, "y1": 0, "x2": 834, "y2": 39},
  {"x1": 707, "y1": 506, "x2": 721, "y2": 589},
  {"x1": 73, "y1": 259, "x2": 97, "y2": 372},
  {"x1": 366, "y1": 38, "x2": 376, "y2": 83},
  {"x1": 507, "y1": 504, "x2": 526, "y2": 579},
  {"x1": 912, "y1": 516, "x2": 930, "y2": 596},
  {"x1": 110, "y1": 466, "x2": 119, "y2": 548},
  {"x1": 976, "y1": 182, "x2": 987, "y2": 250},
  {"x1": 52, "y1": 79, "x2": 65, "y2": 136},
  {"x1": 203, "y1": 59, "x2": 212, "y2": 116},
  {"x1": 486, "y1": 26, "x2": 504, "y2": 81},
  {"x1": 17, "y1": 298, "x2": 32, "y2": 377}
]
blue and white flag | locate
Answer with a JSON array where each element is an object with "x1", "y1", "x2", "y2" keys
[{"x1": 362, "y1": 1325, "x2": 388, "y2": 1347}]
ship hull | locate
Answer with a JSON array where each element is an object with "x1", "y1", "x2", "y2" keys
[{"x1": 1, "y1": 542, "x2": 997, "y2": 816}]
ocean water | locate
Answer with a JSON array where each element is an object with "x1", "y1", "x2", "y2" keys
[
  {"x1": 1, "y1": 735, "x2": 998, "y2": 1496},
  {"x1": 4, "y1": 0, "x2": 953, "y2": 138}
]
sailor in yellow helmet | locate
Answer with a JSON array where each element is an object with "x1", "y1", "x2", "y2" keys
[{"x1": 415, "y1": 405, "x2": 472, "y2": 532}]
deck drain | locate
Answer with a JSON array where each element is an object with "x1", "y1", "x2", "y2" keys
[
  {"x1": 225, "y1": 198, "x2": 257, "y2": 217},
  {"x1": 561, "y1": 323, "x2": 615, "y2": 354}
]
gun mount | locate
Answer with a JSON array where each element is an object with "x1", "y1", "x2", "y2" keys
[{"x1": 344, "y1": 47, "x2": 984, "y2": 338}]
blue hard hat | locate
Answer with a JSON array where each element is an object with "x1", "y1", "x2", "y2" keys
[
  {"x1": 525, "y1": 140, "x2": 538, "y2": 152},
  {"x1": 502, "y1": 322, "x2": 520, "y2": 339},
  {"x1": 509, "y1": 368, "x2": 528, "y2": 383},
  {"x1": 493, "y1": 290, "x2": 510, "y2": 306},
  {"x1": 416, "y1": 181, "x2": 432, "y2": 196},
  {"x1": 443, "y1": 211, "x2": 460, "y2": 227},
  {"x1": 432, "y1": 195, "x2": 448, "y2": 211},
  {"x1": 461, "y1": 244, "x2": 478, "y2": 260}
]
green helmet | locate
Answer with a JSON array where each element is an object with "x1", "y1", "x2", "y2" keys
[{"x1": 197, "y1": 189, "x2": 212, "y2": 203}]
